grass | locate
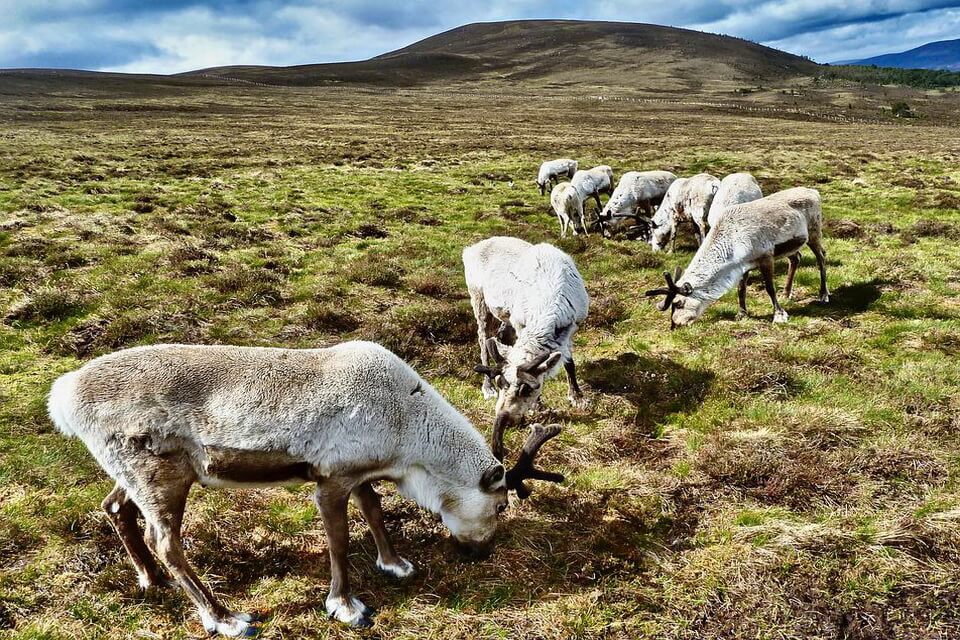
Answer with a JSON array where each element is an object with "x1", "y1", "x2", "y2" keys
[{"x1": 0, "y1": 78, "x2": 959, "y2": 639}]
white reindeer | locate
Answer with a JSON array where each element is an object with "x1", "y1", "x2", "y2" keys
[
  {"x1": 597, "y1": 170, "x2": 677, "y2": 237},
  {"x1": 571, "y1": 165, "x2": 614, "y2": 211},
  {"x1": 649, "y1": 173, "x2": 720, "y2": 252},
  {"x1": 707, "y1": 172, "x2": 763, "y2": 229},
  {"x1": 48, "y1": 342, "x2": 562, "y2": 635},
  {"x1": 463, "y1": 237, "x2": 589, "y2": 459},
  {"x1": 645, "y1": 187, "x2": 829, "y2": 326},
  {"x1": 550, "y1": 181, "x2": 586, "y2": 237},
  {"x1": 537, "y1": 158, "x2": 578, "y2": 196}
]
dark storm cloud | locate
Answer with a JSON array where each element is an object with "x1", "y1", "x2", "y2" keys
[
  {"x1": 0, "y1": 41, "x2": 166, "y2": 71},
  {"x1": 2, "y1": 1, "x2": 959, "y2": 72}
]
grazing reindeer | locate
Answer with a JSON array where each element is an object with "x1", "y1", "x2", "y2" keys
[
  {"x1": 550, "y1": 181, "x2": 587, "y2": 237},
  {"x1": 650, "y1": 173, "x2": 720, "y2": 252},
  {"x1": 571, "y1": 165, "x2": 615, "y2": 212},
  {"x1": 707, "y1": 172, "x2": 763, "y2": 229},
  {"x1": 597, "y1": 170, "x2": 677, "y2": 237},
  {"x1": 48, "y1": 342, "x2": 563, "y2": 635},
  {"x1": 537, "y1": 158, "x2": 578, "y2": 195},
  {"x1": 463, "y1": 237, "x2": 589, "y2": 459},
  {"x1": 645, "y1": 187, "x2": 829, "y2": 326}
]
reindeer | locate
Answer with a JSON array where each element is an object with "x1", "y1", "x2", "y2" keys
[
  {"x1": 463, "y1": 237, "x2": 589, "y2": 459},
  {"x1": 645, "y1": 187, "x2": 829, "y2": 327},
  {"x1": 47, "y1": 342, "x2": 563, "y2": 635}
]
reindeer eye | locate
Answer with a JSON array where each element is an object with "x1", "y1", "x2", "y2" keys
[
  {"x1": 517, "y1": 383, "x2": 534, "y2": 397},
  {"x1": 494, "y1": 375, "x2": 505, "y2": 389},
  {"x1": 496, "y1": 502, "x2": 508, "y2": 514},
  {"x1": 674, "y1": 299, "x2": 685, "y2": 310}
]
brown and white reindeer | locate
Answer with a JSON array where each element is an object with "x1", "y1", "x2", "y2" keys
[
  {"x1": 645, "y1": 187, "x2": 829, "y2": 327},
  {"x1": 47, "y1": 341, "x2": 563, "y2": 635},
  {"x1": 463, "y1": 237, "x2": 589, "y2": 460}
]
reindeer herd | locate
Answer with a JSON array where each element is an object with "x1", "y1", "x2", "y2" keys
[
  {"x1": 540, "y1": 158, "x2": 829, "y2": 325},
  {"x1": 46, "y1": 156, "x2": 831, "y2": 635}
]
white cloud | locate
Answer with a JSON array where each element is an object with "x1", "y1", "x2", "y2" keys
[{"x1": 766, "y1": 6, "x2": 960, "y2": 62}]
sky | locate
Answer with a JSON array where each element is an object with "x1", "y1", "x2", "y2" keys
[{"x1": 1, "y1": 1, "x2": 959, "y2": 73}]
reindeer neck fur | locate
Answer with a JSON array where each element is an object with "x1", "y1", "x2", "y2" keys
[{"x1": 680, "y1": 230, "x2": 754, "y2": 303}]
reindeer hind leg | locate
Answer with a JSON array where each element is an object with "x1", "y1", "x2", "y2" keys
[
  {"x1": 102, "y1": 483, "x2": 168, "y2": 590},
  {"x1": 121, "y1": 451, "x2": 254, "y2": 637}
]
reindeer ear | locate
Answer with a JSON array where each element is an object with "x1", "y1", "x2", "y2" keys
[
  {"x1": 485, "y1": 337, "x2": 507, "y2": 365},
  {"x1": 480, "y1": 464, "x2": 506, "y2": 492},
  {"x1": 535, "y1": 351, "x2": 563, "y2": 374}
]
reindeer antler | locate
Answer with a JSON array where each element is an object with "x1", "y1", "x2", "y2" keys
[
  {"x1": 505, "y1": 424, "x2": 564, "y2": 500},
  {"x1": 644, "y1": 267, "x2": 692, "y2": 311}
]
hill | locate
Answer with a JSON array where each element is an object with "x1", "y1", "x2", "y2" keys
[
  {"x1": 848, "y1": 38, "x2": 960, "y2": 71},
  {"x1": 186, "y1": 20, "x2": 818, "y2": 91}
]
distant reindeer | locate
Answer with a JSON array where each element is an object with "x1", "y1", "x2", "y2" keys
[
  {"x1": 537, "y1": 158, "x2": 578, "y2": 195},
  {"x1": 48, "y1": 342, "x2": 563, "y2": 635}
]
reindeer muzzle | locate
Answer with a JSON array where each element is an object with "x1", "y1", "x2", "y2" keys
[{"x1": 453, "y1": 537, "x2": 493, "y2": 562}]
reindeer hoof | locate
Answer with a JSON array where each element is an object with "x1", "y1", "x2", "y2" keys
[
  {"x1": 773, "y1": 310, "x2": 790, "y2": 324},
  {"x1": 201, "y1": 611, "x2": 256, "y2": 637},
  {"x1": 326, "y1": 594, "x2": 374, "y2": 627},
  {"x1": 568, "y1": 394, "x2": 589, "y2": 410},
  {"x1": 377, "y1": 556, "x2": 415, "y2": 579},
  {"x1": 819, "y1": 294, "x2": 830, "y2": 303},
  {"x1": 735, "y1": 311, "x2": 748, "y2": 321},
  {"x1": 137, "y1": 574, "x2": 175, "y2": 591}
]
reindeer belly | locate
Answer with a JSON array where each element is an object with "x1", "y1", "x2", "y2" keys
[
  {"x1": 774, "y1": 235, "x2": 807, "y2": 257},
  {"x1": 197, "y1": 446, "x2": 322, "y2": 487}
]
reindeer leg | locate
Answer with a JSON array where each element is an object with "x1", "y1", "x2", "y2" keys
[
  {"x1": 469, "y1": 290, "x2": 499, "y2": 400},
  {"x1": 125, "y1": 455, "x2": 254, "y2": 636},
  {"x1": 564, "y1": 358, "x2": 587, "y2": 409},
  {"x1": 592, "y1": 192, "x2": 602, "y2": 211},
  {"x1": 102, "y1": 483, "x2": 168, "y2": 590},
  {"x1": 784, "y1": 253, "x2": 801, "y2": 300},
  {"x1": 352, "y1": 483, "x2": 414, "y2": 579},
  {"x1": 808, "y1": 238, "x2": 830, "y2": 303},
  {"x1": 736, "y1": 274, "x2": 749, "y2": 320},
  {"x1": 317, "y1": 485, "x2": 374, "y2": 627},
  {"x1": 758, "y1": 256, "x2": 788, "y2": 323}
]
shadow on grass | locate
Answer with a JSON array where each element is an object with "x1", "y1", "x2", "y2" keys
[
  {"x1": 790, "y1": 278, "x2": 884, "y2": 319},
  {"x1": 582, "y1": 352, "x2": 714, "y2": 436}
]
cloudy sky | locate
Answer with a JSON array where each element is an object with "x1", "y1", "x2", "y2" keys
[{"x1": 2, "y1": 1, "x2": 959, "y2": 73}]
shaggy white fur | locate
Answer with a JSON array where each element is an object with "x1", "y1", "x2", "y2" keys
[{"x1": 707, "y1": 172, "x2": 764, "y2": 229}]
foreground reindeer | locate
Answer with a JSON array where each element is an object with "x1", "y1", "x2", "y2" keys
[
  {"x1": 48, "y1": 342, "x2": 562, "y2": 635},
  {"x1": 645, "y1": 187, "x2": 829, "y2": 326}
]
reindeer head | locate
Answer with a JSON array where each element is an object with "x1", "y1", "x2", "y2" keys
[
  {"x1": 648, "y1": 217, "x2": 673, "y2": 252},
  {"x1": 474, "y1": 338, "x2": 563, "y2": 457},
  {"x1": 644, "y1": 267, "x2": 707, "y2": 328},
  {"x1": 444, "y1": 424, "x2": 564, "y2": 559}
]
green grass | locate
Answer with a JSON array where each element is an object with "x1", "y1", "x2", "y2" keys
[{"x1": 1, "y1": 82, "x2": 960, "y2": 639}]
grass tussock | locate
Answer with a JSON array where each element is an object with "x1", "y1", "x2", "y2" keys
[{"x1": 4, "y1": 287, "x2": 88, "y2": 323}]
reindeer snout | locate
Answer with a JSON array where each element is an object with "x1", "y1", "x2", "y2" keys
[{"x1": 454, "y1": 538, "x2": 494, "y2": 562}]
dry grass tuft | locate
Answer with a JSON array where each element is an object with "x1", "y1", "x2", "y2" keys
[{"x1": 345, "y1": 256, "x2": 405, "y2": 288}]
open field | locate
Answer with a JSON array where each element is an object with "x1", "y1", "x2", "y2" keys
[{"x1": 2, "y1": 79, "x2": 960, "y2": 639}]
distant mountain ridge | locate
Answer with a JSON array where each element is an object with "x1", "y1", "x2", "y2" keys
[
  {"x1": 183, "y1": 20, "x2": 818, "y2": 89},
  {"x1": 846, "y1": 38, "x2": 960, "y2": 71}
]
